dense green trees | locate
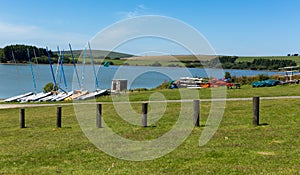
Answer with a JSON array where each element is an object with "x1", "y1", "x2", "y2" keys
[
  {"x1": 251, "y1": 59, "x2": 296, "y2": 70},
  {"x1": 208, "y1": 56, "x2": 297, "y2": 70},
  {"x1": 0, "y1": 48, "x2": 8, "y2": 62},
  {"x1": 1, "y1": 44, "x2": 55, "y2": 63}
]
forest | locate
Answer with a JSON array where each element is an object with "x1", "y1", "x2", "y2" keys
[
  {"x1": 0, "y1": 44, "x2": 57, "y2": 63},
  {"x1": 207, "y1": 56, "x2": 297, "y2": 70}
]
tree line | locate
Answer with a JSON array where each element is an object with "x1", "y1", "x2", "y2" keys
[
  {"x1": 0, "y1": 44, "x2": 56, "y2": 63},
  {"x1": 207, "y1": 56, "x2": 297, "y2": 70},
  {"x1": 0, "y1": 44, "x2": 79, "y2": 64},
  {"x1": 181, "y1": 56, "x2": 297, "y2": 70}
]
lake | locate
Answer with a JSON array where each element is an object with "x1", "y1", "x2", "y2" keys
[{"x1": 0, "y1": 64, "x2": 284, "y2": 99}]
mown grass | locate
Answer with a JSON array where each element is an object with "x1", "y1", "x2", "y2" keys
[
  {"x1": 1, "y1": 86, "x2": 300, "y2": 174},
  {"x1": 96, "y1": 84, "x2": 300, "y2": 103}
]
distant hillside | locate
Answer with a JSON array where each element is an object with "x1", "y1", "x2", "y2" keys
[
  {"x1": 60, "y1": 50, "x2": 135, "y2": 59},
  {"x1": 117, "y1": 55, "x2": 299, "y2": 70},
  {"x1": 124, "y1": 55, "x2": 217, "y2": 61},
  {"x1": 117, "y1": 55, "x2": 217, "y2": 67}
]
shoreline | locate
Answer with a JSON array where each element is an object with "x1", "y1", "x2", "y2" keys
[{"x1": 0, "y1": 62, "x2": 287, "y2": 72}]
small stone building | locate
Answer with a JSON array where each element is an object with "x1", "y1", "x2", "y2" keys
[{"x1": 111, "y1": 79, "x2": 128, "y2": 91}]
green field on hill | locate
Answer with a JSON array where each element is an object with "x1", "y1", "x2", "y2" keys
[
  {"x1": 1, "y1": 85, "x2": 300, "y2": 174},
  {"x1": 107, "y1": 55, "x2": 300, "y2": 69},
  {"x1": 236, "y1": 56, "x2": 300, "y2": 65}
]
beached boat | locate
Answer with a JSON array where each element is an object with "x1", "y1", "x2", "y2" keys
[
  {"x1": 17, "y1": 49, "x2": 50, "y2": 103},
  {"x1": 176, "y1": 77, "x2": 205, "y2": 88},
  {"x1": 19, "y1": 92, "x2": 52, "y2": 103},
  {"x1": 64, "y1": 90, "x2": 89, "y2": 101},
  {"x1": 75, "y1": 42, "x2": 108, "y2": 100},
  {"x1": 38, "y1": 93, "x2": 57, "y2": 102},
  {"x1": 52, "y1": 91, "x2": 73, "y2": 101},
  {"x1": 4, "y1": 51, "x2": 35, "y2": 102},
  {"x1": 48, "y1": 49, "x2": 74, "y2": 102},
  {"x1": 76, "y1": 89, "x2": 108, "y2": 100},
  {"x1": 4, "y1": 92, "x2": 34, "y2": 102}
]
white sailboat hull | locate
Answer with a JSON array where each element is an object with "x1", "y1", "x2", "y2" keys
[
  {"x1": 64, "y1": 90, "x2": 89, "y2": 101},
  {"x1": 52, "y1": 91, "x2": 74, "y2": 101},
  {"x1": 19, "y1": 92, "x2": 52, "y2": 102},
  {"x1": 4, "y1": 92, "x2": 33, "y2": 102},
  {"x1": 77, "y1": 90, "x2": 108, "y2": 100}
]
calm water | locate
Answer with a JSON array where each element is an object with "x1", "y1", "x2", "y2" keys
[{"x1": 0, "y1": 64, "x2": 284, "y2": 99}]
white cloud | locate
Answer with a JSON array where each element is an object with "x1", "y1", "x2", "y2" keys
[
  {"x1": 0, "y1": 22, "x2": 38, "y2": 37},
  {"x1": 116, "y1": 4, "x2": 148, "y2": 19},
  {"x1": 0, "y1": 21, "x2": 90, "y2": 50}
]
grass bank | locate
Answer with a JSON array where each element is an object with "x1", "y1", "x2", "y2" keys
[
  {"x1": 1, "y1": 86, "x2": 300, "y2": 174},
  {"x1": 96, "y1": 84, "x2": 300, "y2": 102}
]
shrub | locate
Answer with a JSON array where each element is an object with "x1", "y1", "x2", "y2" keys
[
  {"x1": 43, "y1": 82, "x2": 58, "y2": 93},
  {"x1": 154, "y1": 81, "x2": 172, "y2": 89},
  {"x1": 151, "y1": 61, "x2": 162, "y2": 67},
  {"x1": 258, "y1": 74, "x2": 270, "y2": 81}
]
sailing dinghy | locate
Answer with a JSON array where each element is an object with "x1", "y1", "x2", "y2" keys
[
  {"x1": 75, "y1": 42, "x2": 108, "y2": 100},
  {"x1": 4, "y1": 92, "x2": 34, "y2": 102},
  {"x1": 18, "y1": 49, "x2": 52, "y2": 102},
  {"x1": 76, "y1": 89, "x2": 108, "y2": 100},
  {"x1": 4, "y1": 51, "x2": 34, "y2": 102}
]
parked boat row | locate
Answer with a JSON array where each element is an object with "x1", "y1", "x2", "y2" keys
[
  {"x1": 4, "y1": 43, "x2": 108, "y2": 103},
  {"x1": 4, "y1": 90, "x2": 109, "y2": 103}
]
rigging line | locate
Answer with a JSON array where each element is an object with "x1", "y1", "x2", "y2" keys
[
  {"x1": 46, "y1": 47, "x2": 57, "y2": 87},
  {"x1": 27, "y1": 49, "x2": 37, "y2": 94},
  {"x1": 11, "y1": 50, "x2": 25, "y2": 92},
  {"x1": 55, "y1": 46, "x2": 61, "y2": 84},
  {"x1": 32, "y1": 48, "x2": 40, "y2": 84},
  {"x1": 69, "y1": 43, "x2": 81, "y2": 89},
  {"x1": 58, "y1": 51, "x2": 63, "y2": 88},
  {"x1": 88, "y1": 42, "x2": 99, "y2": 91},
  {"x1": 33, "y1": 48, "x2": 38, "y2": 64},
  {"x1": 81, "y1": 48, "x2": 87, "y2": 90}
]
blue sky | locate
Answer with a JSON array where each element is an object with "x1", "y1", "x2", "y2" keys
[{"x1": 0, "y1": 0, "x2": 299, "y2": 56}]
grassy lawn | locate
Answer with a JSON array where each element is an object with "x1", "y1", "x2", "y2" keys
[
  {"x1": 1, "y1": 86, "x2": 300, "y2": 174},
  {"x1": 96, "y1": 84, "x2": 300, "y2": 102}
]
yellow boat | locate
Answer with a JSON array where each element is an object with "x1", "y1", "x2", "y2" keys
[{"x1": 64, "y1": 90, "x2": 89, "y2": 101}]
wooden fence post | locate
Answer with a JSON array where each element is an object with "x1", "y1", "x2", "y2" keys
[
  {"x1": 142, "y1": 103, "x2": 148, "y2": 127},
  {"x1": 96, "y1": 104, "x2": 102, "y2": 128},
  {"x1": 20, "y1": 108, "x2": 25, "y2": 128},
  {"x1": 194, "y1": 100, "x2": 200, "y2": 127},
  {"x1": 56, "y1": 106, "x2": 62, "y2": 128},
  {"x1": 252, "y1": 97, "x2": 260, "y2": 126}
]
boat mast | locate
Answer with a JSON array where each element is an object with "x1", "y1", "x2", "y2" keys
[
  {"x1": 27, "y1": 49, "x2": 37, "y2": 94},
  {"x1": 12, "y1": 50, "x2": 25, "y2": 92},
  {"x1": 88, "y1": 42, "x2": 100, "y2": 90},
  {"x1": 69, "y1": 43, "x2": 81, "y2": 90},
  {"x1": 55, "y1": 46, "x2": 61, "y2": 83},
  {"x1": 60, "y1": 50, "x2": 68, "y2": 92},
  {"x1": 46, "y1": 47, "x2": 57, "y2": 88}
]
